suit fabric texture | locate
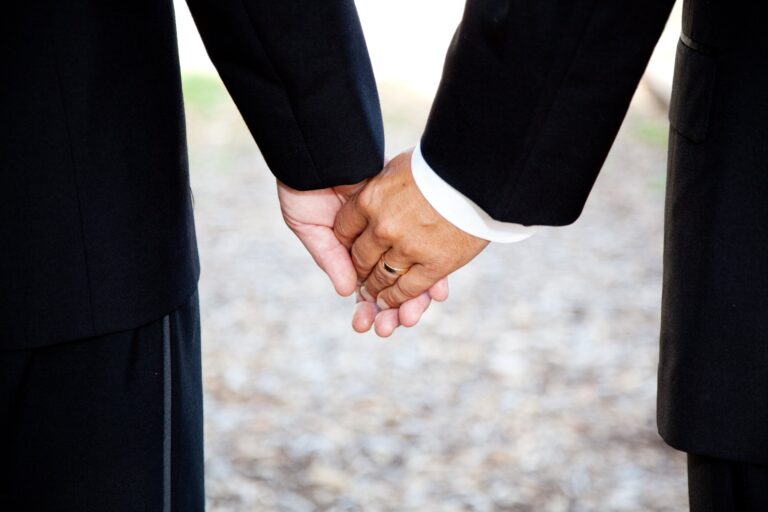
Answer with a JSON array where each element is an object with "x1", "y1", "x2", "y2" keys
[
  {"x1": 420, "y1": 0, "x2": 768, "y2": 465},
  {"x1": 0, "y1": 291, "x2": 204, "y2": 511},
  {"x1": 1, "y1": 0, "x2": 383, "y2": 350},
  {"x1": 2, "y1": 1, "x2": 382, "y2": 509},
  {"x1": 687, "y1": 454, "x2": 768, "y2": 511},
  {"x1": 4, "y1": 0, "x2": 767, "y2": 495}
]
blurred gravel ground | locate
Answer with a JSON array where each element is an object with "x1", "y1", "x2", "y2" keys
[{"x1": 183, "y1": 75, "x2": 687, "y2": 511}]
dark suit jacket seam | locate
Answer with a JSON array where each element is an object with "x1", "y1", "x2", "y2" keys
[
  {"x1": 498, "y1": 0, "x2": 599, "y2": 217},
  {"x1": 235, "y1": 0, "x2": 325, "y2": 186},
  {"x1": 49, "y1": 24, "x2": 97, "y2": 334}
]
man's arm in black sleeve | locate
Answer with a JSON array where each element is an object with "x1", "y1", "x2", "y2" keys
[
  {"x1": 184, "y1": 0, "x2": 384, "y2": 190},
  {"x1": 421, "y1": 0, "x2": 675, "y2": 226}
]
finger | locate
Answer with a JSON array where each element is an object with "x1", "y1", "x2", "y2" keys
[
  {"x1": 352, "y1": 293, "x2": 378, "y2": 333},
  {"x1": 361, "y1": 248, "x2": 413, "y2": 300},
  {"x1": 398, "y1": 292, "x2": 431, "y2": 328},
  {"x1": 428, "y1": 278, "x2": 449, "y2": 302},
  {"x1": 374, "y1": 309, "x2": 400, "y2": 338},
  {"x1": 350, "y1": 229, "x2": 390, "y2": 284},
  {"x1": 333, "y1": 194, "x2": 368, "y2": 250},
  {"x1": 296, "y1": 225, "x2": 358, "y2": 296},
  {"x1": 376, "y1": 264, "x2": 440, "y2": 310}
]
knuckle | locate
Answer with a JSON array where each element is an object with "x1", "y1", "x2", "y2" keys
[
  {"x1": 379, "y1": 293, "x2": 395, "y2": 309},
  {"x1": 333, "y1": 221, "x2": 351, "y2": 243},
  {"x1": 370, "y1": 268, "x2": 391, "y2": 288},
  {"x1": 398, "y1": 239, "x2": 420, "y2": 260},
  {"x1": 350, "y1": 244, "x2": 366, "y2": 269},
  {"x1": 352, "y1": 259, "x2": 368, "y2": 280},
  {"x1": 372, "y1": 222, "x2": 396, "y2": 241},
  {"x1": 397, "y1": 279, "x2": 421, "y2": 299},
  {"x1": 388, "y1": 289, "x2": 407, "y2": 307},
  {"x1": 356, "y1": 187, "x2": 374, "y2": 213}
]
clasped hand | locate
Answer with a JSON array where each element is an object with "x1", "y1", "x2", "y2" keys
[{"x1": 278, "y1": 149, "x2": 487, "y2": 337}]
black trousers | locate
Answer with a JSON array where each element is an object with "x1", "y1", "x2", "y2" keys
[
  {"x1": 0, "y1": 291, "x2": 204, "y2": 511},
  {"x1": 689, "y1": 454, "x2": 768, "y2": 511}
]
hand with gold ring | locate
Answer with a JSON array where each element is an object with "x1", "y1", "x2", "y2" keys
[
  {"x1": 277, "y1": 178, "x2": 449, "y2": 336},
  {"x1": 382, "y1": 258, "x2": 408, "y2": 277},
  {"x1": 352, "y1": 256, "x2": 447, "y2": 336},
  {"x1": 333, "y1": 149, "x2": 488, "y2": 325}
]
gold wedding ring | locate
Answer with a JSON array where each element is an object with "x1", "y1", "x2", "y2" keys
[{"x1": 382, "y1": 258, "x2": 408, "y2": 276}]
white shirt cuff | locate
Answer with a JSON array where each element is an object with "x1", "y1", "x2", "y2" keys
[{"x1": 410, "y1": 144, "x2": 536, "y2": 243}]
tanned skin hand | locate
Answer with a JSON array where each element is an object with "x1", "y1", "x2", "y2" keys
[
  {"x1": 278, "y1": 178, "x2": 448, "y2": 336},
  {"x1": 333, "y1": 150, "x2": 488, "y2": 312}
]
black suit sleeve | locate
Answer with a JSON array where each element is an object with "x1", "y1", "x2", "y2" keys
[
  {"x1": 184, "y1": 0, "x2": 384, "y2": 190},
  {"x1": 421, "y1": 0, "x2": 675, "y2": 225}
]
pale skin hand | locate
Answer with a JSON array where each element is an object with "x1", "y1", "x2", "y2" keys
[
  {"x1": 277, "y1": 179, "x2": 448, "y2": 336},
  {"x1": 333, "y1": 150, "x2": 489, "y2": 310}
]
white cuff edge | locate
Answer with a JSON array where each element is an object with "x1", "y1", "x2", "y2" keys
[{"x1": 410, "y1": 144, "x2": 536, "y2": 243}]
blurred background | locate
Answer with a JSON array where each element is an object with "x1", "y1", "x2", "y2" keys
[{"x1": 174, "y1": 1, "x2": 687, "y2": 510}]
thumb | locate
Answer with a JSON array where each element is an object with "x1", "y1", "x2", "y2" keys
[
  {"x1": 294, "y1": 224, "x2": 357, "y2": 296},
  {"x1": 333, "y1": 193, "x2": 368, "y2": 250}
]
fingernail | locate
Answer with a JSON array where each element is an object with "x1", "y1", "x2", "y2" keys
[
  {"x1": 377, "y1": 297, "x2": 390, "y2": 310},
  {"x1": 360, "y1": 285, "x2": 374, "y2": 302}
]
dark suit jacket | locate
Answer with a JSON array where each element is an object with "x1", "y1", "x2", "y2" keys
[
  {"x1": 5, "y1": 0, "x2": 765, "y2": 467},
  {"x1": 1, "y1": 0, "x2": 383, "y2": 349},
  {"x1": 421, "y1": 0, "x2": 768, "y2": 464}
]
